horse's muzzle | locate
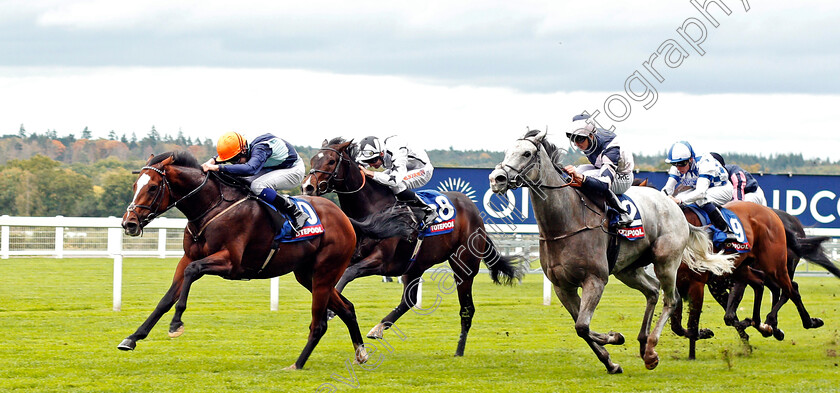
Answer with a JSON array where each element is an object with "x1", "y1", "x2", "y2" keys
[
  {"x1": 489, "y1": 168, "x2": 509, "y2": 194},
  {"x1": 121, "y1": 214, "x2": 142, "y2": 237}
]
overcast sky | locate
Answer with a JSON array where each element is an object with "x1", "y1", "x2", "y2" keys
[{"x1": 1, "y1": 0, "x2": 839, "y2": 159}]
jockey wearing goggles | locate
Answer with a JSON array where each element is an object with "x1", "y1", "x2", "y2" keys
[
  {"x1": 357, "y1": 135, "x2": 437, "y2": 227},
  {"x1": 201, "y1": 131, "x2": 309, "y2": 233},
  {"x1": 662, "y1": 141, "x2": 738, "y2": 242},
  {"x1": 563, "y1": 114, "x2": 635, "y2": 227}
]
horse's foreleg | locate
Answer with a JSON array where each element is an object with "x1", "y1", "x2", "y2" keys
[
  {"x1": 368, "y1": 271, "x2": 422, "y2": 340},
  {"x1": 327, "y1": 290, "x2": 368, "y2": 365},
  {"x1": 290, "y1": 273, "x2": 333, "y2": 370},
  {"x1": 557, "y1": 278, "x2": 621, "y2": 374},
  {"x1": 168, "y1": 251, "x2": 232, "y2": 338},
  {"x1": 117, "y1": 256, "x2": 190, "y2": 351}
]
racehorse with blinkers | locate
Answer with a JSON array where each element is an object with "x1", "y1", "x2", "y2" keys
[
  {"x1": 118, "y1": 151, "x2": 368, "y2": 369},
  {"x1": 489, "y1": 130, "x2": 735, "y2": 373},
  {"x1": 302, "y1": 138, "x2": 526, "y2": 357}
]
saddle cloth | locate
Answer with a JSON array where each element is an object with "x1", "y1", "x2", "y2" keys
[
  {"x1": 416, "y1": 190, "x2": 457, "y2": 237},
  {"x1": 258, "y1": 196, "x2": 325, "y2": 243},
  {"x1": 686, "y1": 204, "x2": 751, "y2": 253},
  {"x1": 610, "y1": 194, "x2": 646, "y2": 241}
]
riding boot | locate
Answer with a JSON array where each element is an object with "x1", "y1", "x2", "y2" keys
[
  {"x1": 396, "y1": 189, "x2": 438, "y2": 228},
  {"x1": 605, "y1": 190, "x2": 633, "y2": 228},
  {"x1": 259, "y1": 188, "x2": 310, "y2": 233},
  {"x1": 702, "y1": 203, "x2": 738, "y2": 243},
  {"x1": 582, "y1": 175, "x2": 632, "y2": 228}
]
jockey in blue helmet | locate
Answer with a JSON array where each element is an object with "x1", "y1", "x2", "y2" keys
[
  {"x1": 661, "y1": 141, "x2": 738, "y2": 242},
  {"x1": 563, "y1": 114, "x2": 634, "y2": 227}
]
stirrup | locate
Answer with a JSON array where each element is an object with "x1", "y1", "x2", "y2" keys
[
  {"x1": 615, "y1": 214, "x2": 633, "y2": 228},
  {"x1": 290, "y1": 212, "x2": 309, "y2": 233}
]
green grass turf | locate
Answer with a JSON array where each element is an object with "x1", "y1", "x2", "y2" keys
[{"x1": 1, "y1": 258, "x2": 839, "y2": 392}]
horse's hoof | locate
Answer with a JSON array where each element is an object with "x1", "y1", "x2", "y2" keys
[
  {"x1": 758, "y1": 323, "x2": 774, "y2": 337},
  {"x1": 366, "y1": 324, "x2": 384, "y2": 340},
  {"x1": 117, "y1": 339, "x2": 136, "y2": 351},
  {"x1": 607, "y1": 364, "x2": 623, "y2": 374},
  {"x1": 283, "y1": 364, "x2": 299, "y2": 371},
  {"x1": 168, "y1": 325, "x2": 185, "y2": 338},
  {"x1": 610, "y1": 331, "x2": 625, "y2": 345},
  {"x1": 773, "y1": 329, "x2": 785, "y2": 341},
  {"x1": 698, "y1": 329, "x2": 714, "y2": 340},
  {"x1": 809, "y1": 318, "x2": 825, "y2": 329},
  {"x1": 645, "y1": 357, "x2": 660, "y2": 370},
  {"x1": 354, "y1": 346, "x2": 369, "y2": 364}
]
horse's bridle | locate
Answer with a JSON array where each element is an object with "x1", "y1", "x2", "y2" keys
[
  {"x1": 309, "y1": 147, "x2": 365, "y2": 195},
  {"x1": 500, "y1": 137, "x2": 573, "y2": 190},
  {"x1": 126, "y1": 165, "x2": 212, "y2": 230}
]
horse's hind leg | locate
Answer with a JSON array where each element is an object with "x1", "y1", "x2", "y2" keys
[
  {"x1": 450, "y1": 252, "x2": 480, "y2": 357},
  {"x1": 768, "y1": 270, "x2": 823, "y2": 330},
  {"x1": 556, "y1": 278, "x2": 622, "y2": 374},
  {"x1": 168, "y1": 252, "x2": 232, "y2": 338},
  {"x1": 117, "y1": 256, "x2": 189, "y2": 351}
]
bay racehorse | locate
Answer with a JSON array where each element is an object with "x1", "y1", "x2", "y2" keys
[
  {"x1": 489, "y1": 130, "x2": 735, "y2": 373},
  {"x1": 118, "y1": 151, "x2": 367, "y2": 369},
  {"x1": 669, "y1": 201, "x2": 827, "y2": 359},
  {"x1": 302, "y1": 138, "x2": 526, "y2": 357}
]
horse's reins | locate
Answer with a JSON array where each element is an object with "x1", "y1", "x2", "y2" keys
[
  {"x1": 309, "y1": 147, "x2": 366, "y2": 194},
  {"x1": 501, "y1": 137, "x2": 608, "y2": 241}
]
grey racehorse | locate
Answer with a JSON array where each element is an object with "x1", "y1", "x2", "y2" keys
[{"x1": 489, "y1": 130, "x2": 735, "y2": 373}]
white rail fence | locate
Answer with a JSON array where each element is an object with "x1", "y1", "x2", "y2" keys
[{"x1": 2, "y1": 215, "x2": 839, "y2": 310}]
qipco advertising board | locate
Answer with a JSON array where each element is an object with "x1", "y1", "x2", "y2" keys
[{"x1": 427, "y1": 168, "x2": 840, "y2": 232}]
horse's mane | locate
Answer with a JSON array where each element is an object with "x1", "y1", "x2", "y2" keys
[
  {"x1": 327, "y1": 137, "x2": 358, "y2": 161},
  {"x1": 523, "y1": 129, "x2": 564, "y2": 167},
  {"x1": 148, "y1": 150, "x2": 201, "y2": 169}
]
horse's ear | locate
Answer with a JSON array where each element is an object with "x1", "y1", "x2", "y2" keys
[
  {"x1": 322, "y1": 139, "x2": 329, "y2": 147},
  {"x1": 146, "y1": 154, "x2": 155, "y2": 164},
  {"x1": 534, "y1": 129, "x2": 547, "y2": 142},
  {"x1": 337, "y1": 141, "x2": 354, "y2": 151},
  {"x1": 159, "y1": 156, "x2": 175, "y2": 167}
]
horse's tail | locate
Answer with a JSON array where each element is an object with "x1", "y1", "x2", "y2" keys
[
  {"x1": 483, "y1": 236, "x2": 528, "y2": 286},
  {"x1": 347, "y1": 210, "x2": 416, "y2": 240},
  {"x1": 682, "y1": 224, "x2": 737, "y2": 275},
  {"x1": 789, "y1": 231, "x2": 840, "y2": 278}
]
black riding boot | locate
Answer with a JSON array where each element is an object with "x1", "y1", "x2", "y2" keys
[
  {"x1": 259, "y1": 188, "x2": 310, "y2": 233},
  {"x1": 701, "y1": 203, "x2": 738, "y2": 243},
  {"x1": 606, "y1": 190, "x2": 633, "y2": 228},
  {"x1": 396, "y1": 189, "x2": 438, "y2": 227}
]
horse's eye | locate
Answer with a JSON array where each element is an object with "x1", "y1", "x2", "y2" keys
[
  {"x1": 523, "y1": 151, "x2": 532, "y2": 158},
  {"x1": 148, "y1": 185, "x2": 158, "y2": 192},
  {"x1": 328, "y1": 160, "x2": 336, "y2": 165}
]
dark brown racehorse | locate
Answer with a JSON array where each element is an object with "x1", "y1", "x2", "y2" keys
[
  {"x1": 118, "y1": 151, "x2": 368, "y2": 369},
  {"x1": 302, "y1": 138, "x2": 525, "y2": 357},
  {"x1": 670, "y1": 200, "x2": 825, "y2": 359}
]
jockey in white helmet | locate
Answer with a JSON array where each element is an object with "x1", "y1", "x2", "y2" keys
[
  {"x1": 661, "y1": 141, "x2": 738, "y2": 242},
  {"x1": 356, "y1": 135, "x2": 437, "y2": 227},
  {"x1": 562, "y1": 114, "x2": 634, "y2": 227}
]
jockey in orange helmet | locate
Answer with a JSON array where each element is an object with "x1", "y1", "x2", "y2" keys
[{"x1": 202, "y1": 131, "x2": 309, "y2": 232}]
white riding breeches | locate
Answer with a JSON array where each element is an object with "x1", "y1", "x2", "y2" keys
[
  {"x1": 676, "y1": 184, "x2": 733, "y2": 207},
  {"x1": 248, "y1": 159, "x2": 306, "y2": 194},
  {"x1": 743, "y1": 186, "x2": 767, "y2": 206},
  {"x1": 578, "y1": 164, "x2": 634, "y2": 194}
]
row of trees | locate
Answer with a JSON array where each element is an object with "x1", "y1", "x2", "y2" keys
[{"x1": 2, "y1": 127, "x2": 840, "y2": 217}]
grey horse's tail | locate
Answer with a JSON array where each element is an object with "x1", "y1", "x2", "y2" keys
[
  {"x1": 483, "y1": 236, "x2": 528, "y2": 286},
  {"x1": 682, "y1": 224, "x2": 737, "y2": 275}
]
